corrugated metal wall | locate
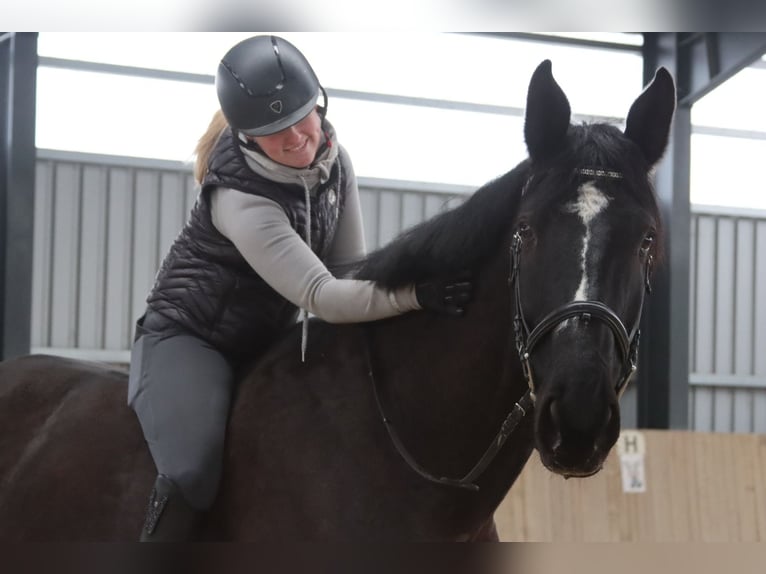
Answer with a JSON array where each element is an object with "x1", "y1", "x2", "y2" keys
[
  {"x1": 29, "y1": 151, "x2": 766, "y2": 433},
  {"x1": 689, "y1": 205, "x2": 766, "y2": 433},
  {"x1": 32, "y1": 151, "x2": 199, "y2": 362},
  {"x1": 30, "y1": 151, "x2": 469, "y2": 363}
]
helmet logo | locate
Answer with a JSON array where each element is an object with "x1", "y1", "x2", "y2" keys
[{"x1": 269, "y1": 100, "x2": 283, "y2": 114}]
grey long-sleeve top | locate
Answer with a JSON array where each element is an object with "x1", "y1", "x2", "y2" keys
[{"x1": 209, "y1": 182, "x2": 420, "y2": 324}]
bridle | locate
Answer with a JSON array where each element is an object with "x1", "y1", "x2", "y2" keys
[
  {"x1": 511, "y1": 227, "x2": 653, "y2": 403},
  {"x1": 367, "y1": 168, "x2": 654, "y2": 491}
]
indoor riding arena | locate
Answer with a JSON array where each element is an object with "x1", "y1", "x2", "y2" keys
[{"x1": 2, "y1": 32, "x2": 766, "y2": 545}]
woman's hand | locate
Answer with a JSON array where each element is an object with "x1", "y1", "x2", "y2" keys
[{"x1": 415, "y1": 273, "x2": 473, "y2": 316}]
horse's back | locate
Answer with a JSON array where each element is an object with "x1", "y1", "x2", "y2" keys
[{"x1": 0, "y1": 354, "x2": 153, "y2": 540}]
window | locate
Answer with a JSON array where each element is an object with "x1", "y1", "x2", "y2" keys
[
  {"x1": 36, "y1": 32, "x2": 766, "y2": 208},
  {"x1": 35, "y1": 32, "x2": 642, "y2": 186}
]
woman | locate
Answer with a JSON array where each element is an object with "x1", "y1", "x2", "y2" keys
[{"x1": 128, "y1": 35, "x2": 471, "y2": 541}]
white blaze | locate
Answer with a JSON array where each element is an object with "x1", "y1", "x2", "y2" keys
[{"x1": 569, "y1": 182, "x2": 610, "y2": 300}]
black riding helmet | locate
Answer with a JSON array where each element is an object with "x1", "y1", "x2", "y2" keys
[{"x1": 216, "y1": 35, "x2": 326, "y2": 137}]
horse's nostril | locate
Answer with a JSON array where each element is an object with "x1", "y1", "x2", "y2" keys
[
  {"x1": 549, "y1": 399, "x2": 561, "y2": 427},
  {"x1": 607, "y1": 402, "x2": 620, "y2": 429},
  {"x1": 604, "y1": 403, "x2": 613, "y2": 427},
  {"x1": 547, "y1": 400, "x2": 563, "y2": 451}
]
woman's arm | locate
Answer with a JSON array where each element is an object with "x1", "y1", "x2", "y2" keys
[{"x1": 210, "y1": 187, "x2": 420, "y2": 323}]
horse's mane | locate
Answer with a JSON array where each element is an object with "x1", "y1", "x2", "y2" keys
[{"x1": 353, "y1": 160, "x2": 531, "y2": 288}]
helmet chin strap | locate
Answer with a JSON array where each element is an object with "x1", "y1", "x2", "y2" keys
[
  {"x1": 318, "y1": 85, "x2": 329, "y2": 125},
  {"x1": 238, "y1": 132, "x2": 262, "y2": 151}
]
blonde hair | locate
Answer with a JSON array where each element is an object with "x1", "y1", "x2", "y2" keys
[{"x1": 193, "y1": 109, "x2": 229, "y2": 184}]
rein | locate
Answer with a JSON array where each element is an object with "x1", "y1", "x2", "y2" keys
[
  {"x1": 366, "y1": 168, "x2": 654, "y2": 491},
  {"x1": 364, "y1": 327, "x2": 533, "y2": 492}
]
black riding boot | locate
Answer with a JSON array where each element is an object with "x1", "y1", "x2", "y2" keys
[{"x1": 139, "y1": 474, "x2": 202, "y2": 542}]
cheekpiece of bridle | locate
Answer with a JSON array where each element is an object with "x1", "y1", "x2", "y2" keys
[{"x1": 366, "y1": 166, "x2": 654, "y2": 492}]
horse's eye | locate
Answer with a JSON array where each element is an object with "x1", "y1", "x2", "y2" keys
[
  {"x1": 518, "y1": 222, "x2": 532, "y2": 236},
  {"x1": 640, "y1": 232, "x2": 655, "y2": 255}
]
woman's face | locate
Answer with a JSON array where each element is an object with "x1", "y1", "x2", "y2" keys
[{"x1": 253, "y1": 109, "x2": 322, "y2": 169}]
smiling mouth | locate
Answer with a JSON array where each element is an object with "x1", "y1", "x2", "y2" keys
[{"x1": 285, "y1": 139, "x2": 308, "y2": 153}]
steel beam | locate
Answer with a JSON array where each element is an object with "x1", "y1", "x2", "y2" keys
[
  {"x1": 638, "y1": 33, "x2": 766, "y2": 429},
  {"x1": 675, "y1": 33, "x2": 766, "y2": 105},
  {"x1": 0, "y1": 32, "x2": 37, "y2": 360}
]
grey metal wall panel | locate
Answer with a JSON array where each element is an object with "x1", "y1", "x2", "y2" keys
[
  {"x1": 755, "y1": 393, "x2": 766, "y2": 433},
  {"x1": 693, "y1": 216, "x2": 716, "y2": 375},
  {"x1": 690, "y1": 386, "x2": 766, "y2": 434},
  {"x1": 714, "y1": 218, "x2": 735, "y2": 374},
  {"x1": 401, "y1": 192, "x2": 426, "y2": 230},
  {"x1": 688, "y1": 215, "x2": 697, "y2": 368},
  {"x1": 103, "y1": 167, "x2": 136, "y2": 350},
  {"x1": 689, "y1": 210, "x2": 766, "y2": 434},
  {"x1": 620, "y1": 385, "x2": 637, "y2": 429},
  {"x1": 425, "y1": 195, "x2": 448, "y2": 220},
  {"x1": 732, "y1": 389, "x2": 753, "y2": 433},
  {"x1": 378, "y1": 190, "x2": 403, "y2": 247},
  {"x1": 158, "y1": 171, "x2": 187, "y2": 263},
  {"x1": 358, "y1": 189, "x2": 379, "y2": 250},
  {"x1": 691, "y1": 387, "x2": 714, "y2": 432},
  {"x1": 756, "y1": 221, "x2": 766, "y2": 376},
  {"x1": 130, "y1": 170, "x2": 161, "y2": 330},
  {"x1": 49, "y1": 162, "x2": 81, "y2": 348},
  {"x1": 712, "y1": 388, "x2": 733, "y2": 432},
  {"x1": 734, "y1": 220, "x2": 755, "y2": 375},
  {"x1": 357, "y1": 188, "x2": 465, "y2": 252},
  {"x1": 184, "y1": 176, "x2": 199, "y2": 218},
  {"x1": 77, "y1": 165, "x2": 108, "y2": 349},
  {"x1": 31, "y1": 160, "x2": 53, "y2": 348}
]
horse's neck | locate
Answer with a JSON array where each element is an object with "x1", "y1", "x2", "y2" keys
[{"x1": 367, "y1": 246, "x2": 524, "y2": 465}]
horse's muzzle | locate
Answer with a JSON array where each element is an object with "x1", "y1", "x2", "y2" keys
[{"x1": 534, "y1": 392, "x2": 620, "y2": 477}]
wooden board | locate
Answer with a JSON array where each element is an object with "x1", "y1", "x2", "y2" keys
[{"x1": 496, "y1": 430, "x2": 766, "y2": 541}]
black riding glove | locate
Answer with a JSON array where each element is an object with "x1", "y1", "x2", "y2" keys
[{"x1": 415, "y1": 274, "x2": 473, "y2": 317}]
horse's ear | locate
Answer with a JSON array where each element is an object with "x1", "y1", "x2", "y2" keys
[
  {"x1": 524, "y1": 60, "x2": 572, "y2": 161},
  {"x1": 624, "y1": 67, "x2": 676, "y2": 166}
]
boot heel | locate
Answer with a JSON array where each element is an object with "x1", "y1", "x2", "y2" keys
[{"x1": 140, "y1": 474, "x2": 202, "y2": 542}]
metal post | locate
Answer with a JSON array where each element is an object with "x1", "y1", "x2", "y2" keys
[
  {"x1": 638, "y1": 33, "x2": 691, "y2": 429},
  {"x1": 0, "y1": 32, "x2": 37, "y2": 360},
  {"x1": 638, "y1": 33, "x2": 766, "y2": 428}
]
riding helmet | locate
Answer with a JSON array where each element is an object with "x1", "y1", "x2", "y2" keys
[{"x1": 216, "y1": 35, "x2": 321, "y2": 137}]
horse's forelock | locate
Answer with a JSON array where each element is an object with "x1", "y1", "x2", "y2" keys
[
  {"x1": 568, "y1": 123, "x2": 665, "y2": 261},
  {"x1": 548, "y1": 124, "x2": 662, "y2": 216}
]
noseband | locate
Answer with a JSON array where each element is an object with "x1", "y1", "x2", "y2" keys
[{"x1": 367, "y1": 168, "x2": 654, "y2": 491}]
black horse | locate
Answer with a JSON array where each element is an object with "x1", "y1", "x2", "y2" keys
[{"x1": 0, "y1": 61, "x2": 675, "y2": 541}]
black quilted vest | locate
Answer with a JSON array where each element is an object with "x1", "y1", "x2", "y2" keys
[{"x1": 144, "y1": 128, "x2": 346, "y2": 362}]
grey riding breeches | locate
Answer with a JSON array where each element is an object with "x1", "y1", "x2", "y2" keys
[{"x1": 128, "y1": 328, "x2": 235, "y2": 510}]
